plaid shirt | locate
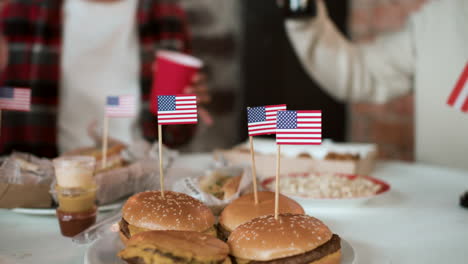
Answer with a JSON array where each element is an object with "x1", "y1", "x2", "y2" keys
[{"x1": 0, "y1": 0, "x2": 195, "y2": 157}]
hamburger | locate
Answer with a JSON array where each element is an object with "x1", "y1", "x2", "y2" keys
[
  {"x1": 119, "y1": 191, "x2": 216, "y2": 243},
  {"x1": 118, "y1": 230, "x2": 231, "y2": 264},
  {"x1": 228, "y1": 214, "x2": 341, "y2": 264},
  {"x1": 63, "y1": 142, "x2": 126, "y2": 173},
  {"x1": 218, "y1": 191, "x2": 304, "y2": 240}
]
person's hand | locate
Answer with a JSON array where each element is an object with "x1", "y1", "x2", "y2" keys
[
  {"x1": 185, "y1": 72, "x2": 214, "y2": 126},
  {"x1": 185, "y1": 73, "x2": 211, "y2": 105}
]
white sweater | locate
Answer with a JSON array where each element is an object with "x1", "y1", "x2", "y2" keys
[{"x1": 286, "y1": 0, "x2": 468, "y2": 171}]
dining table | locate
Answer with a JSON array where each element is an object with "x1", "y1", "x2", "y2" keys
[{"x1": 0, "y1": 153, "x2": 467, "y2": 264}]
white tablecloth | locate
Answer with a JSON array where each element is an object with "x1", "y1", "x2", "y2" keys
[{"x1": 0, "y1": 154, "x2": 467, "y2": 264}]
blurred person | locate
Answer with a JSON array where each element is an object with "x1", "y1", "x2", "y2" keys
[
  {"x1": 0, "y1": 0, "x2": 210, "y2": 157},
  {"x1": 282, "y1": 0, "x2": 468, "y2": 170}
]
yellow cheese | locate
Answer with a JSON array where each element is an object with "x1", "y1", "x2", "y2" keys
[
  {"x1": 234, "y1": 257, "x2": 251, "y2": 264},
  {"x1": 202, "y1": 226, "x2": 217, "y2": 237},
  {"x1": 118, "y1": 245, "x2": 176, "y2": 264},
  {"x1": 128, "y1": 225, "x2": 152, "y2": 236},
  {"x1": 119, "y1": 243, "x2": 229, "y2": 264}
]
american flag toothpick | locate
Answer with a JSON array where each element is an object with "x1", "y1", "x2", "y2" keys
[
  {"x1": 276, "y1": 110, "x2": 322, "y2": 145},
  {"x1": 0, "y1": 87, "x2": 31, "y2": 111},
  {"x1": 274, "y1": 109, "x2": 322, "y2": 219},
  {"x1": 102, "y1": 95, "x2": 136, "y2": 170},
  {"x1": 246, "y1": 104, "x2": 287, "y2": 204},
  {"x1": 157, "y1": 94, "x2": 198, "y2": 198},
  {"x1": 106, "y1": 95, "x2": 136, "y2": 117},
  {"x1": 0, "y1": 87, "x2": 31, "y2": 137},
  {"x1": 157, "y1": 95, "x2": 198, "y2": 125},
  {"x1": 247, "y1": 104, "x2": 287, "y2": 136}
]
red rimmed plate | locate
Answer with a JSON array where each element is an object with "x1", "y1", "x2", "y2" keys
[{"x1": 261, "y1": 172, "x2": 390, "y2": 207}]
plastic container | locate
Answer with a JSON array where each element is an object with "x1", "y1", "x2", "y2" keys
[
  {"x1": 57, "y1": 206, "x2": 97, "y2": 237},
  {"x1": 52, "y1": 185, "x2": 97, "y2": 213},
  {"x1": 53, "y1": 156, "x2": 96, "y2": 188}
]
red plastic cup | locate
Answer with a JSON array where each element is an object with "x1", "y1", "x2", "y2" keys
[{"x1": 150, "y1": 50, "x2": 203, "y2": 114}]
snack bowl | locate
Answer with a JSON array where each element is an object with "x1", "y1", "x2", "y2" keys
[
  {"x1": 172, "y1": 165, "x2": 253, "y2": 215},
  {"x1": 261, "y1": 172, "x2": 390, "y2": 208}
]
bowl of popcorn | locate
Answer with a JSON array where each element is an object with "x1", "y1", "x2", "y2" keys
[{"x1": 261, "y1": 172, "x2": 390, "y2": 207}]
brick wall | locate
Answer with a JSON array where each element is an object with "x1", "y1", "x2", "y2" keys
[{"x1": 348, "y1": 0, "x2": 427, "y2": 161}]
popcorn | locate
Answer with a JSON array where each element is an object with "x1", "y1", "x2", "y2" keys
[{"x1": 270, "y1": 173, "x2": 381, "y2": 199}]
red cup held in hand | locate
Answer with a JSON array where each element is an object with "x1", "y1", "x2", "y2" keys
[{"x1": 150, "y1": 50, "x2": 203, "y2": 114}]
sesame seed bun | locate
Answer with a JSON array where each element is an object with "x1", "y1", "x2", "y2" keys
[
  {"x1": 122, "y1": 191, "x2": 215, "y2": 232},
  {"x1": 219, "y1": 191, "x2": 304, "y2": 232},
  {"x1": 118, "y1": 230, "x2": 230, "y2": 264},
  {"x1": 63, "y1": 143, "x2": 126, "y2": 173},
  {"x1": 228, "y1": 214, "x2": 334, "y2": 261}
]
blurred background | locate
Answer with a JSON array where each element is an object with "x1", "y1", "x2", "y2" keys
[{"x1": 181, "y1": 0, "x2": 428, "y2": 162}]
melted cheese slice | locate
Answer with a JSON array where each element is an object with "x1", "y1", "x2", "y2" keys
[
  {"x1": 119, "y1": 243, "x2": 230, "y2": 264},
  {"x1": 119, "y1": 244, "x2": 181, "y2": 264},
  {"x1": 203, "y1": 226, "x2": 217, "y2": 237}
]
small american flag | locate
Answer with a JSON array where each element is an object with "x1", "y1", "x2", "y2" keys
[
  {"x1": 157, "y1": 95, "x2": 198, "y2": 125},
  {"x1": 276, "y1": 110, "x2": 322, "y2": 145},
  {"x1": 247, "y1": 104, "x2": 287, "y2": 136},
  {"x1": 0, "y1": 87, "x2": 31, "y2": 111},
  {"x1": 447, "y1": 62, "x2": 468, "y2": 112},
  {"x1": 106, "y1": 95, "x2": 136, "y2": 117}
]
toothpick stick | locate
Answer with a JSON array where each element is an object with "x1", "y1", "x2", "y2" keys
[
  {"x1": 101, "y1": 115, "x2": 109, "y2": 169},
  {"x1": 275, "y1": 144, "x2": 281, "y2": 220},
  {"x1": 158, "y1": 124, "x2": 165, "y2": 199},
  {"x1": 249, "y1": 136, "x2": 259, "y2": 204}
]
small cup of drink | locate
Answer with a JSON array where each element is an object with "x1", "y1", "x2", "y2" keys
[{"x1": 52, "y1": 156, "x2": 98, "y2": 237}]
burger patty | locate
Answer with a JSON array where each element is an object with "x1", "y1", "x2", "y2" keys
[
  {"x1": 122, "y1": 247, "x2": 227, "y2": 264},
  {"x1": 216, "y1": 223, "x2": 231, "y2": 241},
  {"x1": 122, "y1": 257, "x2": 146, "y2": 264},
  {"x1": 242, "y1": 234, "x2": 341, "y2": 264},
  {"x1": 119, "y1": 218, "x2": 131, "y2": 239}
]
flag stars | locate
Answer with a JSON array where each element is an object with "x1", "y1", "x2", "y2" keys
[
  {"x1": 277, "y1": 111, "x2": 298, "y2": 129},
  {"x1": 157, "y1": 96, "x2": 177, "y2": 111},
  {"x1": 247, "y1": 106, "x2": 267, "y2": 123}
]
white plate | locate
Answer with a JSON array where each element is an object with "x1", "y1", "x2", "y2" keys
[
  {"x1": 85, "y1": 232, "x2": 356, "y2": 264},
  {"x1": 239, "y1": 138, "x2": 376, "y2": 160},
  {"x1": 261, "y1": 173, "x2": 391, "y2": 208},
  {"x1": 11, "y1": 202, "x2": 122, "y2": 215}
]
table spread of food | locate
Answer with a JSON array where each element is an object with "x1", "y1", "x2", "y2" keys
[
  {"x1": 0, "y1": 0, "x2": 468, "y2": 264},
  {"x1": 2, "y1": 137, "x2": 467, "y2": 264},
  {"x1": 1, "y1": 3, "x2": 467, "y2": 261}
]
